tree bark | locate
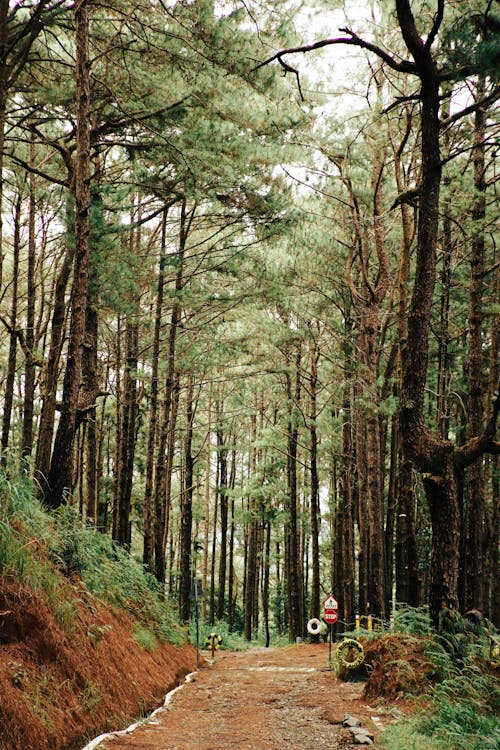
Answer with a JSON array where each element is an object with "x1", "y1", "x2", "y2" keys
[
  {"x1": 143, "y1": 209, "x2": 167, "y2": 572},
  {"x1": 285, "y1": 339, "x2": 304, "y2": 641},
  {"x1": 45, "y1": 0, "x2": 91, "y2": 508},
  {"x1": 308, "y1": 331, "x2": 321, "y2": 625},
  {"x1": 22, "y1": 140, "x2": 37, "y2": 459},
  {"x1": 114, "y1": 315, "x2": 139, "y2": 548},
  {"x1": 216, "y1": 417, "x2": 228, "y2": 621},
  {"x1": 1, "y1": 193, "x2": 21, "y2": 463},
  {"x1": 179, "y1": 375, "x2": 195, "y2": 622},
  {"x1": 462, "y1": 75, "x2": 487, "y2": 613}
]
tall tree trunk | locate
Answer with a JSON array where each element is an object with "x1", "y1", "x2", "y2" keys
[
  {"x1": 22, "y1": 140, "x2": 37, "y2": 459},
  {"x1": 354, "y1": 379, "x2": 369, "y2": 617},
  {"x1": 396, "y1": 1, "x2": 500, "y2": 624},
  {"x1": 462, "y1": 75, "x2": 487, "y2": 613},
  {"x1": 83, "y1": 288, "x2": 99, "y2": 523},
  {"x1": 35, "y1": 239, "x2": 74, "y2": 494},
  {"x1": 0, "y1": 0, "x2": 7, "y2": 289},
  {"x1": 114, "y1": 315, "x2": 138, "y2": 548},
  {"x1": 216, "y1": 414, "x2": 228, "y2": 620},
  {"x1": 202, "y1": 395, "x2": 211, "y2": 620},
  {"x1": 179, "y1": 375, "x2": 195, "y2": 622},
  {"x1": 154, "y1": 199, "x2": 191, "y2": 584},
  {"x1": 392, "y1": 101, "x2": 419, "y2": 608},
  {"x1": 45, "y1": 0, "x2": 91, "y2": 508},
  {"x1": 398, "y1": 1, "x2": 458, "y2": 624},
  {"x1": 384, "y1": 404, "x2": 398, "y2": 615},
  {"x1": 308, "y1": 331, "x2": 321, "y2": 625},
  {"x1": 436, "y1": 95, "x2": 453, "y2": 442},
  {"x1": 143, "y1": 209, "x2": 167, "y2": 572},
  {"x1": 1, "y1": 193, "x2": 21, "y2": 463},
  {"x1": 244, "y1": 412, "x2": 257, "y2": 640},
  {"x1": 228, "y1": 517, "x2": 236, "y2": 629},
  {"x1": 112, "y1": 315, "x2": 122, "y2": 541},
  {"x1": 209, "y1": 456, "x2": 219, "y2": 625},
  {"x1": 286, "y1": 339, "x2": 304, "y2": 641},
  {"x1": 485, "y1": 312, "x2": 499, "y2": 624},
  {"x1": 262, "y1": 519, "x2": 271, "y2": 647},
  {"x1": 335, "y1": 315, "x2": 356, "y2": 626}
]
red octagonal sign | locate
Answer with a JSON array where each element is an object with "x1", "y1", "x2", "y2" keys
[{"x1": 324, "y1": 610, "x2": 338, "y2": 624}]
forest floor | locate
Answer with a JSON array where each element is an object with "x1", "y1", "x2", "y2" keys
[{"x1": 94, "y1": 643, "x2": 392, "y2": 750}]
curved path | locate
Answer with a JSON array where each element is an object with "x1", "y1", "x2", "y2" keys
[{"x1": 95, "y1": 643, "x2": 383, "y2": 750}]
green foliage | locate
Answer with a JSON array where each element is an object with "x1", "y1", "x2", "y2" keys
[
  {"x1": 134, "y1": 625, "x2": 158, "y2": 652},
  {"x1": 381, "y1": 608, "x2": 499, "y2": 750},
  {"x1": 442, "y1": 2, "x2": 500, "y2": 79},
  {"x1": 0, "y1": 468, "x2": 185, "y2": 646},
  {"x1": 393, "y1": 605, "x2": 432, "y2": 636},
  {"x1": 0, "y1": 468, "x2": 60, "y2": 596}
]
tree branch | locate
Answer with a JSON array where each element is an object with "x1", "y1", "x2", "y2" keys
[
  {"x1": 454, "y1": 390, "x2": 500, "y2": 469},
  {"x1": 440, "y1": 86, "x2": 500, "y2": 129},
  {"x1": 252, "y1": 29, "x2": 416, "y2": 79}
]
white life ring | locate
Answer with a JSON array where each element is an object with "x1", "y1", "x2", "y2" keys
[{"x1": 307, "y1": 618, "x2": 323, "y2": 635}]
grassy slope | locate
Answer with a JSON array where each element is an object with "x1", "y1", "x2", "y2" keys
[{"x1": 0, "y1": 474, "x2": 196, "y2": 750}]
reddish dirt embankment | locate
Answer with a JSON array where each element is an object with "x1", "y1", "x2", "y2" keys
[
  {"x1": 0, "y1": 582, "x2": 196, "y2": 750},
  {"x1": 96, "y1": 644, "x2": 387, "y2": 750}
]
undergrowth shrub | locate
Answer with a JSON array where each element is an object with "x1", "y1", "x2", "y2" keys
[
  {"x1": 381, "y1": 607, "x2": 499, "y2": 750},
  {"x1": 0, "y1": 467, "x2": 184, "y2": 646}
]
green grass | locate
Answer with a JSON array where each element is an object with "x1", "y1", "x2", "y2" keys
[
  {"x1": 0, "y1": 466, "x2": 185, "y2": 647},
  {"x1": 134, "y1": 625, "x2": 158, "y2": 652}
]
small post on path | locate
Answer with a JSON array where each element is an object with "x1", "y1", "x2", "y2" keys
[{"x1": 190, "y1": 579, "x2": 204, "y2": 669}]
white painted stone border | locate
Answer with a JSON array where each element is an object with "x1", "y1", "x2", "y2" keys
[{"x1": 80, "y1": 671, "x2": 197, "y2": 750}]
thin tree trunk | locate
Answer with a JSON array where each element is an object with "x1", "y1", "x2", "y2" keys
[
  {"x1": 114, "y1": 315, "x2": 139, "y2": 548},
  {"x1": 179, "y1": 375, "x2": 195, "y2": 622},
  {"x1": 143, "y1": 209, "x2": 167, "y2": 572},
  {"x1": 216, "y1": 414, "x2": 228, "y2": 620},
  {"x1": 112, "y1": 315, "x2": 122, "y2": 540},
  {"x1": 202, "y1": 395, "x2": 211, "y2": 620},
  {"x1": 154, "y1": 199, "x2": 191, "y2": 584},
  {"x1": 393, "y1": 101, "x2": 419, "y2": 608},
  {"x1": 83, "y1": 294, "x2": 99, "y2": 523},
  {"x1": 308, "y1": 332, "x2": 321, "y2": 626},
  {"x1": 1, "y1": 193, "x2": 22, "y2": 463},
  {"x1": 0, "y1": 0, "x2": 7, "y2": 289},
  {"x1": 244, "y1": 413, "x2": 257, "y2": 640},
  {"x1": 35, "y1": 239, "x2": 73, "y2": 493},
  {"x1": 286, "y1": 339, "x2": 304, "y2": 641},
  {"x1": 22, "y1": 140, "x2": 37, "y2": 459},
  {"x1": 462, "y1": 75, "x2": 487, "y2": 613}
]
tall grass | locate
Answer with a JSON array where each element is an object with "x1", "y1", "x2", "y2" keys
[{"x1": 0, "y1": 467, "x2": 185, "y2": 645}]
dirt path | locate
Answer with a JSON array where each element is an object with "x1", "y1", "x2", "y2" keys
[{"x1": 95, "y1": 643, "x2": 386, "y2": 750}]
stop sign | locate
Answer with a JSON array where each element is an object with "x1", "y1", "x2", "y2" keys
[{"x1": 324, "y1": 610, "x2": 338, "y2": 624}]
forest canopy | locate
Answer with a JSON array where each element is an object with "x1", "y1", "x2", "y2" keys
[{"x1": 0, "y1": 0, "x2": 498, "y2": 640}]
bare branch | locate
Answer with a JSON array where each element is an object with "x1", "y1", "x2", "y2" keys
[
  {"x1": 440, "y1": 86, "x2": 500, "y2": 129},
  {"x1": 454, "y1": 391, "x2": 500, "y2": 469},
  {"x1": 425, "y1": 0, "x2": 444, "y2": 52},
  {"x1": 252, "y1": 29, "x2": 416, "y2": 78}
]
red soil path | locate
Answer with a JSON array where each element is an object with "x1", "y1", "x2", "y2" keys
[{"x1": 96, "y1": 643, "x2": 386, "y2": 750}]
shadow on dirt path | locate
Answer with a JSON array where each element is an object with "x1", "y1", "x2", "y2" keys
[{"x1": 94, "y1": 643, "x2": 384, "y2": 749}]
